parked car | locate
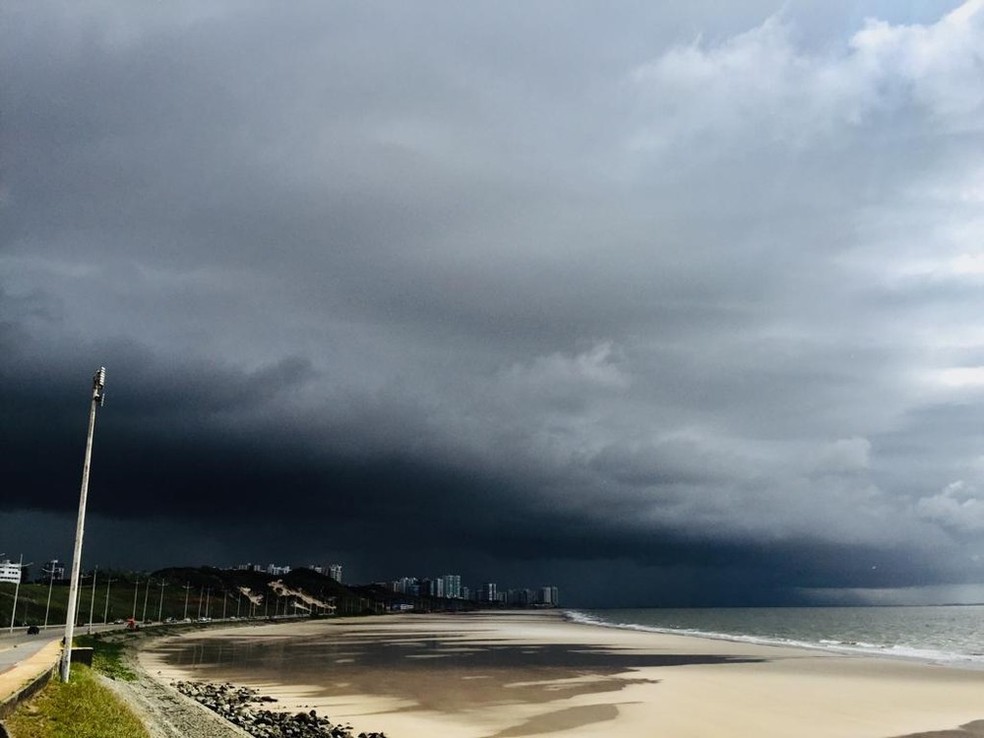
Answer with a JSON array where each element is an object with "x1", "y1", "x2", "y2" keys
[{"x1": 26, "y1": 625, "x2": 40, "y2": 635}]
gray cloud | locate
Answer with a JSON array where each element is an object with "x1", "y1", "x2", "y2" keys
[{"x1": 3, "y1": 1, "x2": 984, "y2": 604}]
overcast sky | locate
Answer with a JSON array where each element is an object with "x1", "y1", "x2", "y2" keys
[{"x1": 3, "y1": 1, "x2": 984, "y2": 606}]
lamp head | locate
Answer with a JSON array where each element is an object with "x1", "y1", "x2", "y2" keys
[{"x1": 92, "y1": 367, "x2": 106, "y2": 405}]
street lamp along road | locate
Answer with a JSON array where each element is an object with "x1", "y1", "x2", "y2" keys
[
  {"x1": 103, "y1": 576, "x2": 117, "y2": 624},
  {"x1": 142, "y1": 578, "x2": 152, "y2": 622},
  {"x1": 60, "y1": 367, "x2": 106, "y2": 683},
  {"x1": 87, "y1": 567, "x2": 98, "y2": 635},
  {"x1": 132, "y1": 579, "x2": 140, "y2": 620},
  {"x1": 158, "y1": 581, "x2": 169, "y2": 621},
  {"x1": 43, "y1": 561, "x2": 57, "y2": 630},
  {"x1": 7, "y1": 554, "x2": 32, "y2": 634}
]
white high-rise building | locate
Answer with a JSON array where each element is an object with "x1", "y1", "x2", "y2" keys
[
  {"x1": 328, "y1": 564, "x2": 342, "y2": 583},
  {"x1": 441, "y1": 574, "x2": 461, "y2": 599},
  {"x1": 0, "y1": 559, "x2": 22, "y2": 584},
  {"x1": 392, "y1": 576, "x2": 418, "y2": 595}
]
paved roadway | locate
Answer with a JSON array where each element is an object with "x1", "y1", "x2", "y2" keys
[
  {"x1": 0, "y1": 616, "x2": 290, "y2": 703},
  {"x1": 0, "y1": 630, "x2": 63, "y2": 676},
  {"x1": 0, "y1": 622, "x2": 125, "y2": 697},
  {"x1": 1, "y1": 622, "x2": 123, "y2": 654}
]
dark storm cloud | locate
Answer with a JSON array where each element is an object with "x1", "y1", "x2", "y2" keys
[{"x1": 3, "y1": 1, "x2": 984, "y2": 604}]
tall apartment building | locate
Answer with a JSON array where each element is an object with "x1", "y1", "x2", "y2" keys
[
  {"x1": 420, "y1": 577, "x2": 446, "y2": 598},
  {"x1": 481, "y1": 582, "x2": 497, "y2": 602},
  {"x1": 441, "y1": 574, "x2": 461, "y2": 599},
  {"x1": 0, "y1": 559, "x2": 22, "y2": 584},
  {"x1": 328, "y1": 564, "x2": 342, "y2": 583},
  {"x1": 540, "y1": 586, "x2": 559, "y2": 606},
  {"x1": 392, "y1": 577, "x2": 419, "y2": 595}
]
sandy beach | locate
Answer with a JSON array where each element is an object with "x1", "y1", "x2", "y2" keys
[{"x1": 140, "y1": 611, "x2": 984, "y2": 738}]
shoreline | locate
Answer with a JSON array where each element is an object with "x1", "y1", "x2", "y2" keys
[
  {"x1": 563, "y1": 608, "x2": 984, "y2": 671},
  {"x1": 137, "y1": 610, "x2": 984, "y2": 738}
]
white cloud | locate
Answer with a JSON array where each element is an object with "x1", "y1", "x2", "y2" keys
[
  {"x1": 916, "y1": 480, "x2": 984, "y2": 531},
  {"x1": 812, "y1": 437, "x2": 872, "y2": 474},
  {"x1": 629, "y1": 0, "x2": 984, "y2": 150},
  {"x1": 933, "y1": 367, "x2": 984, "y2": 388},
  {"x1": 499, "y1": 342, "x2": 629, "y2": 394}
]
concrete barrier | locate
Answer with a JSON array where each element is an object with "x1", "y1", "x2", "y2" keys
[{"x1": 70, "y1": 647, "x2": 94, "y2": 668}]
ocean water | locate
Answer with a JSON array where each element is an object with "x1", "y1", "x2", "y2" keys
[{"x1": 567, "y1": 606, "x2": 984, "y2": 669}]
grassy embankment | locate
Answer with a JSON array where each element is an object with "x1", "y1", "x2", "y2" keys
[
  {"x1": 4, "y1": 639, "x2": 147, "y2": 738},
  {"x1": 0, "y1": 571, "x2": 250, "y2": 629}
]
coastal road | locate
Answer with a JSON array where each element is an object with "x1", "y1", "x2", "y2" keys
[
  {"x1": 0, "y1": 623, "x2": 124, "y2": 678},
  {"x1": 0, "y1": 631, "x2": 62, "y2": 677}
]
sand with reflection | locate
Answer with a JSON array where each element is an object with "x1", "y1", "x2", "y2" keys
[{"x1": 141, "y1": 610, "x2": 984, "y2": 738}]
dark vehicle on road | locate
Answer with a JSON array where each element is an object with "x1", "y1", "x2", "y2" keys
[{"x1": 26, "y1": 625, "x2": 40, "y2": 635}]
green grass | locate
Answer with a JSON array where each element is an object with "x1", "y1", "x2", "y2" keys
[
  {"x1": 73, "y1": 634, "x2": 137, "y2": 682},
  {"x1": 5, "y1": 664, "x2": 149, "y2": 738}
]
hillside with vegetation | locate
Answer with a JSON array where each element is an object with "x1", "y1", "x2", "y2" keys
[{"x1": 0, "y1": 566, "x2": 478, "y2": 630}]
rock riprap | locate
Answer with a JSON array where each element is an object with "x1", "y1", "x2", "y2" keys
[{"x1": 172, "y1": 680, "x2": 386, "y2": 738}]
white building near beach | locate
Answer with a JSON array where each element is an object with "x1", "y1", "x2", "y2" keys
[{"x1": 0, "y1": 559, "x2": 22, "y2": 584}]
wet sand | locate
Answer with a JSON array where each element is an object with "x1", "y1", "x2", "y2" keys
[{"x1": 140, "y1": 610, "x2": 984, "y2": 738}]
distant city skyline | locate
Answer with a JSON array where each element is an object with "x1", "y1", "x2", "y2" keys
[{"x1": 2, "y1": 552, "x2": 560, "y2": 607}]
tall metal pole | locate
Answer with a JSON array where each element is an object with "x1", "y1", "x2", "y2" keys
[
  {"x1": 87, "y1": 567, "x2": 98, "y2": 635},
  {"x1": 157, "y1": 581, "x2": 168, "y2": 621},
  {"x1": 43, "y1": 564, "x2": 55, "y2": 630},
  {"x1": 61, "y1": 367, "x2": 106, "y2": 682},
  {"x1": 183, "y1": 582, "x2": 191, "y2": 620},
  {"x1": 8, "y1": 554, "x2": 24, "y2": 634},
  {"x1": 132, "y1": 579, "x2": 140, "y2": 619},
  {"x1": 74, "y1": 572, "x2": 87, "y2": 627},
  {"x1": 103, "y1": 577, "x2": 116, "y2": 624},
  {"x1": 142, "y1": 578, "x2": 151, "y2": 622}
]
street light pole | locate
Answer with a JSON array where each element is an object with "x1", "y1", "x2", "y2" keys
[
  {"x1": 43, "y1": 563, "x2": 56, "y2": 630},
  {"x1": 8, "y1": 554, "x2": 29, "y2": 634},
  {"x1": 132, "y1": 579, "x2": 140, "y2": 619},
  {"x1": 103, "y1": 577, "x2": 117, "y2": 624},
  {"x1": 157, "y1": 581, "x2": 168, "y2": 622},
  {"x1": 61, "y1": 367, "x2": 106, "y2": 683},
  {"x1": 87, "y1": 567, "x2": 98, "y2": 635},
  {"x1": 183, "y1": 582, "x2": 192, "y2": 620},
  {"x1": 142, "y1": 578, "x2": 152, "y2": 622}
]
